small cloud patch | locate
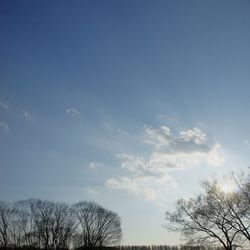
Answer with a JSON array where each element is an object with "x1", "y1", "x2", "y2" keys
[
  {"x1": 89, "y1": 162, "x2": 103, "y2": 170},
  {"x1": 86, "y1": 187, "x2": 99, "y2": 194},
  {"x1": 0, "y1": 121, "x2": 9, "y2": 132},
  {"x1": 89, "y1": 162, "x2": 98, "y2": 169},
  {"x1": 0, "y1": 102, "x2": 9, "y2": 111},
  {"x1": 66, "y1": 107, "x2": 80, "y2": 117},
  {"x1": 23, "y1": 110, "x2": 32, "y2": 120}
]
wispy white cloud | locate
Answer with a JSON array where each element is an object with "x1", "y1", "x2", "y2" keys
[
  {"x1": 116, "y1": 153, "x2": 146, "y2": 173},
  {"x1": 0, "y1": 102, "x2": 9, "y2": 111},
  {"x1": 106, "y1": 151, "x2": 179, "y2": 200},
  {"x1": 105, "y1": 125, "x2": 224, "y2": 200},
  {"x1": 89, "y1": 162, "x2": 97, "y2": 169},
  {"x1": 143, "y1": 125, "x2": 224, "y2": 169},
  {"x1": 156, "y1": 114, "x2": 177, "y2": 122},
  {"x1": 143, "y1": 125, "x2": 172, "y2": 145},
  {"x1": 179, "y1": 127, "x2": 207, "y2": 144},
  {"x1": 117, "y1": 128, "x2": 128, "y2": 136},
  {"x1": 106, "y1": 174, "x2": 178, "y2": 201},
  {"x1": 86, "y1": 187, "x2": 99, "y2": 194},
  {"x1": 89, "y1": 162, "x2": 103, "y2": 170},
  {"x1": 99, "y1": 109, "x2": 129, "y2": 137},
  {"x1": 23, "y1": 110, "x2": 32, "y2": 120},
  {"x1": 0, "y1": 121, "x2": 9, "y2": 132},
  {"x1": 66, "y1": 107, "x2": 80, "y2": 117}
]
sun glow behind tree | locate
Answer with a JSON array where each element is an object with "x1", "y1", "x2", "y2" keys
[
  {"x1": 217, "y1": 179, "x2": 238, "y2": 194},
  {"x1": 165, "y1": 172, "x2": 250, "y2": 250}
]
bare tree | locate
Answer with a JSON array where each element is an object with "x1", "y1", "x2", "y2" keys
[
  {"x1": 224, "y1": 172, "x2": 250, "y2": 242},
  {"x1": 30, "y1": 199, "x2": 77, "y2": 250},
  {"x1": 50, "y1": 202, "x2": 76, "y2": 250},
  {"x1": 73, "y1": 201, "x2": 122, "y2": 247},
  {"x1": 8, "y1": 208, "x2": 23, "y2": 248},
  {"x1": 0, "y1": 201, "x2": 11, "y2": 247},
  {"x1": 13, "y1": 199, "x2": 40, "y2": 247},
  {"x1": 165, "y1": 179, "x2": 245, "y2": 250},
  {"x1": 11, "y1": 199, "x2": 76, "y2": 249},
  {"x1": 200, "y1": 174, "x2": 250, "y2": 244},
  {"x1": 29, "y1": 199, "x2": 56, "y2": 249},
  {"x1": 0, "y1": 199, "x2": 121, "y2": 249}
]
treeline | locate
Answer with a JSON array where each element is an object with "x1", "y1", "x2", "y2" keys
[
  {"x1": 0, "y1": 199, "x2": 121, "y2": 250},
  {"x1": 118, "y1": 246, "x2": 223, "y2": 250},
  {"x1": 0, "y1": 245, "x2": 224, "y2": 250}
]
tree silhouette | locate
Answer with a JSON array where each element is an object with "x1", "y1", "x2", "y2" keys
[
  {"x1": 165, "y1": 176, "x2": 250, "y2": 250},
  {"x1": 73, "y1": 201, "x2": 122, "y2": 247},
  {"x1": 0, "y1": 201, "x2": 11, "y2": 248},
  {"x1": 0, "y1": 199, "x2": 121, "y2": 249},
  {"x1": 229, "y1": 172, "x2": 250, "y2": 241}
]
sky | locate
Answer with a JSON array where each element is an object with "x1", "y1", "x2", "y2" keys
[{"x1": 1, "y1": 0, "x2": 250, "y2": 245}]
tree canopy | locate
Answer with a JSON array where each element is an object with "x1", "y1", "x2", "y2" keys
[
  {"x1": 0, "y1": 199, "x2": 121, "y2": 249},
  {"x1": 165, "y1": 172, "x2": 250, "y2": 250}
]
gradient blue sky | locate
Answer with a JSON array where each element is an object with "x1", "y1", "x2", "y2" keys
[{"x1": 1, "y1": 0, "x2": 250, "y2": 245}]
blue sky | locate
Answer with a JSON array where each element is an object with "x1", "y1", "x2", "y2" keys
[{"x1": 1, "y1": 0, "x2": 250, "y2": 245}]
